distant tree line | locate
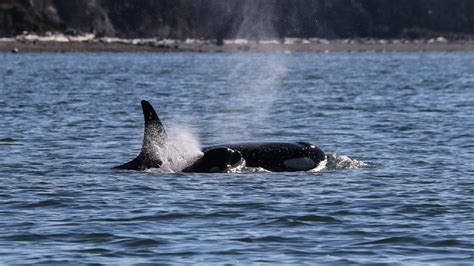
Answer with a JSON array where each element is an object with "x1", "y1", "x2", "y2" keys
[{"x1": 1, "y1": 0, "x2": 473, "y2": 39}]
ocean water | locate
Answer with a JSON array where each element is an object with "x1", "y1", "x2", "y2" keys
[{"x1": 0, "y1": 52, "x2": 473, "y2": 264}]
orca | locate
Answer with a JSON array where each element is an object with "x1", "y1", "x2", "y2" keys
[{"x1": 115, "y1": 100, "x2": 325, "y2": 172}]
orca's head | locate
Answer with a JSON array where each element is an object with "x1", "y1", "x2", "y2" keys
[
  {"x1": 184, "y1": 147, "x2": 244, "y2": 173},
  {"x1": 297, "y1": 142, "x2": 326, "y2": 162},
  {"x1": 279, "y1": 142, "x2": 326, "y2": 171},
  {"x1": 200, "y1": 147, "x2": 244, "y2": 173}
]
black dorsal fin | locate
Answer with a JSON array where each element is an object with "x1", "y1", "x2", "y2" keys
[
  {"x1": 141, "y1": 100, "x2": 163, "y2": 132},
  {"x1": 115, "y1": 100, "x2": 166, "y2": 170},
  {"x1": 141, "y1": 100, "x2": 167, "y2": 149}
]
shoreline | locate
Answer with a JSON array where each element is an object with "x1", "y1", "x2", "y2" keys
[{"x1": 2, "y1": 35, "x2": 474, "y2": 53}]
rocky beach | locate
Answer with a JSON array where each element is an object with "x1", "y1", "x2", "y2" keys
[{"x1": 2, "y1": 33, "x2": 474, "y2": 53}]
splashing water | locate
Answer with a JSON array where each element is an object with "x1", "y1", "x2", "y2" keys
[
  {"x1": 325, "y1": 154, "x2": 368, "y2": 170},
  {"x1": 145, "y1": 125, "x2": 202, "y2": 173},
  {"x1": 242, "y1": 167, "x2": 272, "y2": 173},
  {"x1": 308, "y1": 157, "x2": 328, "y2": 172}
]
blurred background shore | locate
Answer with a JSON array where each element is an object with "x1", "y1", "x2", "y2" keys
[
  {"x1": 1, "y1": 0, "x2": 474, "y2": 53},
  {"x1": 2, "y1": 35, "x2": 474, "y2": 53}
]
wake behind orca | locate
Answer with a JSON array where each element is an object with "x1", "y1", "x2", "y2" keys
[{"x1": 115, "y1": 100, "x2": 325, "y2": 173}]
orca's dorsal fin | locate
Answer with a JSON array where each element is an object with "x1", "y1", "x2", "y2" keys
[
  {"x1": 141, "y1": 100, "x2": 167, "y2": 150},
  {"x1": 114, "y1": 100, "x2": 166, "y2": 170},
  {"x1": 142, "y1": 100, "x2": 165, "y2": 135}
]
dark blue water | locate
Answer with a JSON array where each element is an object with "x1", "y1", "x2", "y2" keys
[{"x1": 1, "y1": 52, "x2": 473, "y2": 264}]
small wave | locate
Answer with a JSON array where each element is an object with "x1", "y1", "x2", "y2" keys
[
  {"x1": 290, "y1": 214, "x2": 341, "y2": 223},
  {"x1": 207, "y1": 210, "x2": 242, "y2": 217},
  {"x1": 78, "y1": 248, "x2": 112, "y2": 254},
  {"x1": 272, "y1": 214, "x2": 341, "y2": 225},
  {"x1": 233, "y1": 235, "x2": 299, "y2": 243},
  {"x1": 15, "y1": 232, "x2": 117, "y2": 243},
  {"x1": 93, "y1": 212, "x2": 192, "y2": 222},
  {"x1": 357, "y1": 236, "x2": 420, "y2": 245},
  {"x1": 128, "y1": 184, "x2": 159, "y2": 191},
  {"x1": 217, "y1": 202, "x2": 266, "y2": 209},
  {"x1": 112, "y1": 237, "x2": 167, "y2": 247},
  {"x1": 19, "y1": 199, "x2": 65, "y2": 208},
  {"x1": 429, "y1": 239, "x2": 464, "y2": 247},
  {"x1": 0, "y1": 137, "x2": 21, "y2": 146},
  {"x1": 76, "y1": 232, "x2": 117, "y2": 241},
  {"x1": 51, "y1": 232, "x2": 117, "y2": 243},
  {"x1": 325, "y1": 154, "x2": 368, "y2": 169},
  {"x1": 211, "y1": 249, "x2": 245, "y2": 255},
  {"x1": 4, "y1": 233, "x2": 45, "y2": 241}
]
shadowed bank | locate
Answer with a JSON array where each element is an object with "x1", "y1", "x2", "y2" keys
[{"x1": 1, "y1": 1, "x2": 474, "y2": 40}]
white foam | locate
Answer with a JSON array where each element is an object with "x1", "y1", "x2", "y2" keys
[
  {"x1": 227, "y1": 159, "x2": 246, "y2": 173},
  {"x1": 308, "y1": 157, "x2": 328, "y2": 172},
  {"x1": 324, "y1": 154, "x2": 368, "y2": 170},
  {"x1": 243, "y1": 167, "x2": 272, "y2": 173}
]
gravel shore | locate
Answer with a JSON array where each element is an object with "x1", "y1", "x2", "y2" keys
[{"x1": 2, "y1": 35, "x2": 474, "y2": 53}]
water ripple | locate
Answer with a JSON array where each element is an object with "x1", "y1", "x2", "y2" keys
[
  {"x1": 357, "y1": 236, "x2": 422, "y2": 245},
  {"x1": 233, "y1": 235, "x2": 301, "y2": 243},
  {"x1": 1, "y1": 52, "x2": 473, "y2": 264},
  {"x1": 18, "y1": 199, "x2": 68, "y2": 208},
  {"x1": 112, "y1": 237, "x2": 167, "y2": 247}
]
